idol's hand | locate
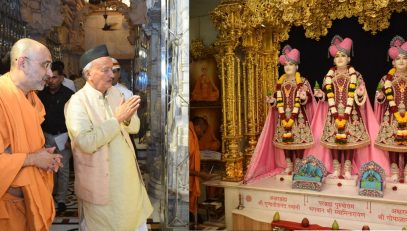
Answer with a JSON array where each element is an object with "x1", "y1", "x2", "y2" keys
[
  {"x1": 266, "y1": 96, "x2": 275, "y2": 104},
  {"x1": 356, "y1": 83, "x2": 365, "y2": 96},
  {"x1": 299, "y1": 89, "x2": 307, "y2": 100},
  {"x1": 376, "y1": 91, "x2": 385, "y2": 100},
  {"x1": 314, "y1": 89, "x2": 323, "y2": 98}
]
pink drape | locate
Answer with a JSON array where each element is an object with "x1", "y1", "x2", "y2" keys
[
  {"x1": 243, "y1": 109, "x2": 286, "y2": 184},
  {"x1": 244, "y1": 91, "x2": 317, "y2": 184},
  {"x1": 304, "y1": 98, "x2": 390, "y2": 175}
]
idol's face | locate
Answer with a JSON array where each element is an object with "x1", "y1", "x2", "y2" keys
[
  {"x1": 333, "y1": 51, "x2": 350, "y2": 68},
  {"x1": 284, "y1": 62, "x2": 297, "y2": 76},
  {"x1": 393, "y1": 54, "x2": 407, "y2": 72}
]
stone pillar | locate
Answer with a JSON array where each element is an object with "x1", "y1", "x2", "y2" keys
[
  {"x1": 164, "y1": 0, "x2": 190, "y2": 227},
  {"x1": 144, "y1": 3, "x2": 162, "y2": 222}
]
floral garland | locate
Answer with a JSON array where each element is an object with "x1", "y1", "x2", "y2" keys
[
  {"x1": 324, "y1": 66, "x2": 357, "y2": 144},
  {"x1": 276, "y1": 72, "x2": 302, "y2": 143},
  {"x1": 383, "y1": 68, "x2": 407, "y2": 144}
]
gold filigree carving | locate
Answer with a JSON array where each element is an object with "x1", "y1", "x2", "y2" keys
[{"x1": 210, "y1": 0, "x2": 406, "y2": 181}]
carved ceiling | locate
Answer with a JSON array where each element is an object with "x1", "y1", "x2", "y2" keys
[{"x1": 211, "y1": 0, "x2": 407, "y2": 42}]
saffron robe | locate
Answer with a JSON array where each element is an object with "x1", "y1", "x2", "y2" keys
[
  {"x1": 0, "y1": 73, "x2": 55, "y2": 231},
  {"x1": 189, "y1": 122, "x2": 201, "y2": 213}
]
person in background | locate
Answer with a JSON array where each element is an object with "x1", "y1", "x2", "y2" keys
[
  {"x1": 189, "y1": 117, "x2": 215, "y2": 226},
  {"x1": 0, "y1": 51, "x2": 10, "y2": 74},
  {"x1": 112, "y1": 58, "x2": 133, "y2": 100},
  {"x1": 65, "y1": 45, "x2": 152, "y2": 231},
  {"x1": 52, "y1": 60, "x2": 76, "y2": 92},
  {"x1": 38, "y1": 61, "x2": 75, "y2": 213},
  {"x1": 193, "y1": 116, "x2": 221, "y2": 152},
  {"x1": 72, "y1": 73, "x2": 86, "y2": 90},
  {"x1": 0, "y1": 38, "x2": 62, "y2": 230}
]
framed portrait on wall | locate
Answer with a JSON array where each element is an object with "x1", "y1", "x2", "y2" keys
[{"x1": 190, "y1": 57, "x2": 220, "y2": 103}]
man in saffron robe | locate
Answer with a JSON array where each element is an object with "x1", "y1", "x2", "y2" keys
[
  {"x1": 0, "y1": 38, "x2": 62, "y2": 231},
  {"x1": 65, "y1": 45, "x2": 152, "y2": 231},
  {"x1": 189, "y1": 121, "x2": 201, "y2": 220},
  {"x1": 195, "y1": 116, "x2": 221, "y2": 151},
  {"x1": 189, "y1": 117, "x2": 214, "y2": 224}
]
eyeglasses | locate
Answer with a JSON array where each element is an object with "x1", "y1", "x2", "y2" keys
[
  {"x1": 112, "y1": 68, "x2": 120, "y2": 73},
  {"x1": 22, "y1": 56, "x2": 51, "y2": 69}
]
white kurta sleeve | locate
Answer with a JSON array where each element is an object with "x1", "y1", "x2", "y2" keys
[
  {"x1": 65, "y1": 96, "x2": 121, "y2": 154},
  {"x1": 124, "y1": 113, "x2": 140, "y2": 134}
]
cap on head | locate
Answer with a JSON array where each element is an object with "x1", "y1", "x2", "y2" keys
[
  {"x1": 279, "y1": 45, "x2": 300, "y2": 65},
  {"x1": 80, "y1": 44, "x2": 109, "y2": 69},
  {"x1": 111, "y1": 58, "x2": 120, "y2": 70},
  {"x1": 328, "y1": 35, "x2": 353, "y2": 57},
  {"x1": 388, "y1": 35, "x2": 407, "y2": 60}
]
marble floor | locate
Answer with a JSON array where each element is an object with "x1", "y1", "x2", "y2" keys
[{"x1": 51, "y1": 175, "x2": 161, "y2": 231}]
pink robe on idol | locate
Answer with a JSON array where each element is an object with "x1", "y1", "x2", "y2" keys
[
  {"x1": 244, "y1": 77, "x2": 316, "y2": 183},
  {"x1": 304, "y1": 71, "x2": 390, "y2": 176}
]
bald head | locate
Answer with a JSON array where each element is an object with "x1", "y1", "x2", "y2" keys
[
  {"x1": 10, "y1": 38, "x2": 50, "y2": 70},
  {"x1": 8, "y1": 38, "x2": 53, "y2": 93}
]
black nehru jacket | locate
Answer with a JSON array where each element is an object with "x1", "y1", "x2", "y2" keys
[{"x1": 38, "y1": 85, "x2": 74, "y2": 135}]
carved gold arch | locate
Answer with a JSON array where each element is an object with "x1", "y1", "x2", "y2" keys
[{"x1": 210, "y1": 0, "x2": 407, "y2": 181}]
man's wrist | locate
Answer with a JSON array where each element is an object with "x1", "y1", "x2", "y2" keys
[
  {"x1": 24, "y1": 153, "x2": 35, "y2": 166},
  {"x1": 123, "y1": 119, "x2": 131, "y2": 126}
]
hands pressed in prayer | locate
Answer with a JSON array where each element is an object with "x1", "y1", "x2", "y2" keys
[
  {"x1": 25, "y1": 147, "x2": 63, "y2": 172},
  {"x1": 115, "y1": 95, "x2": 141, "y2": 123}
]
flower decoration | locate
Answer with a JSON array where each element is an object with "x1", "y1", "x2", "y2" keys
[
  {"x1": 276, "y1": 72, "x2": 304, "y2": 143},
  {"x1": 324, "y1": 66, "x2": 357, "y2": 144}
]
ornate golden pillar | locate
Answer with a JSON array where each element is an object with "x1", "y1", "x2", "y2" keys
[
  {"x1": 259, "y1": 30, "x2": 280, "y2": 123},
  {"x1": 241, "y1": 29, "x2": 263, "y2": 171},
  {"x1": 212, "y1": 0, "x2": 245, "y2": 182}
]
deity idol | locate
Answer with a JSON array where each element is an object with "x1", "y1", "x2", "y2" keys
[
  {"x1": 313, "y1": 35, "x2": 370, "y2": 179},
  {"x1": 375, "y1": 36, "x2": 407, "y2": 182},
  {"x1": 244, "y1": 45, "x2": 316, "y2": 182}
]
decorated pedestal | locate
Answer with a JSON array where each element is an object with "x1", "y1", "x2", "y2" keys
[
  {"x1": 292, "y1": 155, "x2": 327, "y2": 191},
  {"x1": 358, "y1": 161, "x2": 386, "y2": 198},
  {"x1": 206, "y1": 175, "x2": 407, "y2": 230}
]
